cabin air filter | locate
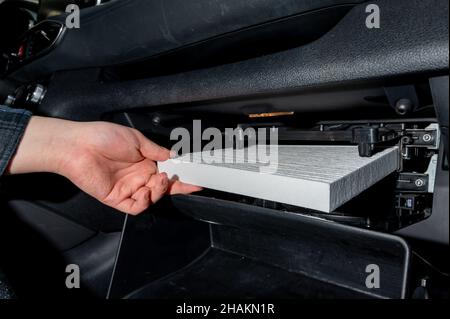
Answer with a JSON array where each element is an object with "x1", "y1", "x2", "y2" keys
[{"x1": 158, "y1": 145, "x2": 399, "y2": 213}]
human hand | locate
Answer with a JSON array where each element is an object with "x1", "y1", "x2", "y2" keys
[{"x1": 8, "y1": 116, "x2": 201, "y2": 215}]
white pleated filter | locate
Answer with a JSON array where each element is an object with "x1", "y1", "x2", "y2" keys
[{"x1": 158, "y1": 145, "x2": 399, "y2": 213}]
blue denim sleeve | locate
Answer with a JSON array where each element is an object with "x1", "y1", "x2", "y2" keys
[{"x1": 0, "y1": 106, "x2": 32, "y2": 176}]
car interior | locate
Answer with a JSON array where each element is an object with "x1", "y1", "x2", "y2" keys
[{"x1": 0, "y1": 0, "x2": 448, "y2": 299}]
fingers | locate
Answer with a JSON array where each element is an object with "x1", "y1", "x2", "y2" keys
[
  {"x1": 111, "y1": 171, "x2": 200, "y2": 215},
  {"x1": 147, "y1": 172, "x2": 169, "y2": 204},
  {"x1": 115, "y1": 186, "x2": 151, "y2": 215},
  {"x1": 113, "y1": 172, "x2": 169, "y2": 215},
  {"x1": 168, "y1": 180, "x2": 203, "y2": 195},
  {"x1": 135, "y1": 131, "x2": 171, "y2": 161}
]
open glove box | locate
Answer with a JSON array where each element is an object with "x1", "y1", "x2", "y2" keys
[{"x1": 108, "y1": 195, "x2": 409, "y2": 299}]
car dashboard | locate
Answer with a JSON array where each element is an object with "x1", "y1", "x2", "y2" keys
[{"x1": 0, "y1": 0, "x2": 448, "y2": 300}]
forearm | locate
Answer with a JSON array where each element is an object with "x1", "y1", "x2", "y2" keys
[
  {"x1": 0, "y1": 106, "x2": 32, "y2": 175},
  {"x1": 6, "y1": 115, "x2": 79, "y2": 175}
]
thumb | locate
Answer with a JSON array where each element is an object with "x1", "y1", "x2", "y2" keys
[{"x1": 135, "y1": 130, "x2": 171, "y2": 161}]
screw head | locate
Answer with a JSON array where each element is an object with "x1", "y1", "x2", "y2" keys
[
  {"x1": 151, "y1": 115, "x2": 161, "y2": 125},
  {"x1": 415, "y1": 179, "x2": 425, "y2": 187},
  {"x1": 422, "y1": 134, "x2": 433, "y2": 142},
  {"x1": 395, "y1": 99, "x2": 413, "y2": 115}
]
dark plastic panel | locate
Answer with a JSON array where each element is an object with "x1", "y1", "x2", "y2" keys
[
  {"x1": 110, "y1": 195, "x2": 410, "y2": 299},
  {"x1": 430, "y1": 76, "x2": 449, "y2": 159},
  {"x1": 8, "y1": 200, "x2": 95, "y2": 251},
  {"x1": 38, "y1": 0, "x2": 449, "y2": 121},
  {"x1": 173, "y1": 195, "x2": 410, "y2": 299},
  {"x1": 107, "y1": 199, "x2": 211, "y2": 298},
  {"x1": 11, "y1": 0, "x2": 362, "y2": 81},
  {"x1": 126, "y1": 248, "x2": 369, "y2": 299},
  {"x1": 64, "y1": 232, "x2": 121, "y2": 298}
]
